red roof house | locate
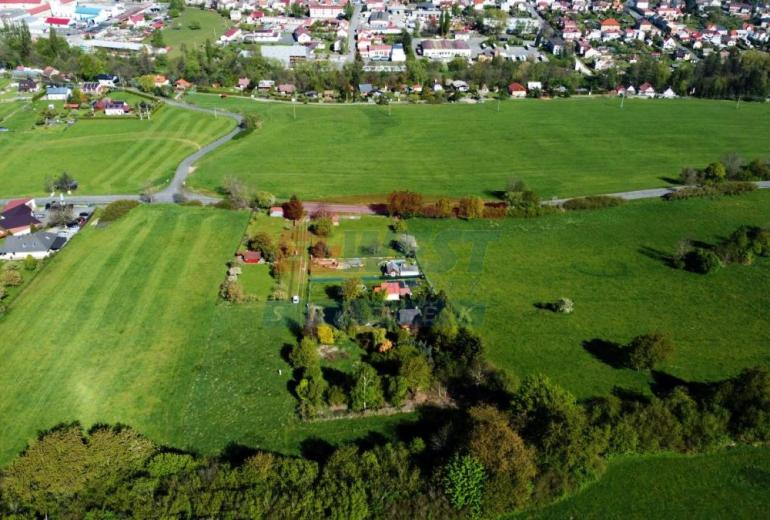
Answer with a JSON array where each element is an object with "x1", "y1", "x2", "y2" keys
[
  {"x1": 1, "y1": 199, "x2": 40, "y2": 236},
  {"x1": 239, "y1": 251, "x2": 263, "y2": 264},
  {"x1": 508, "y1": 82, "x2": 526, "y2": 97},
  {"x1": 374, "y1": 282, "x2": 412, "y2": 302}
]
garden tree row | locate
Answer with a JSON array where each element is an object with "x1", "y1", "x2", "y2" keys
[
  {"x1": 2, "y1": 364, "x2": 769, "y2": 519},
  {"x1": 2, "y1": 23, "x2": 769, "y2": 101}
]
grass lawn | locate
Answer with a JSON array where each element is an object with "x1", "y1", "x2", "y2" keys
[
  {"x1": 410, "y1": 191, "x2": 770, "y2": 398},
  {"x1": 239, "y1": 263, "x2": 274, "y2": 299},
  {"x1": 519, "y1": 446, "x2": 770, "y2": 519},
  {"x1": 154, "y1": 9, "x2": 230, "y2": 58},
  {"x1": 184, "y1": 93, "x2": 770, "y2": 200},
  {"x1": 0, "y1": 101, "x2": 234, "y2": 197},
  {"x1": 0, "y1": 205, "x2": 405, "y2": 465}
]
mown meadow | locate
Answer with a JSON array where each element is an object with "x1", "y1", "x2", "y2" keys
[
  {"x1": 185, "y1": 93, "x2": 770, "y2": 200},
  {"x1": 0, "y1": 101, "x2": 234, "y2": 197},
  {"x1": 0, "y1": 205, "x2": 406, "y2": 464}
]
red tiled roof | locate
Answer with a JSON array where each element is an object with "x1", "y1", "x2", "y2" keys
[
  {"x1": 45, "y1": 17, "x2": 69, "y2": 25},
  {"x1": 3, "y1": 198, "x2": 32, "y2": 212},
  {"x1": 508, "y1": 82, "x2": 526, "y2": 92}
]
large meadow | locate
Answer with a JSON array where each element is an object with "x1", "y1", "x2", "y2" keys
[
  {"x1": 0, "y1": 100, "x2": 234, "y2": 197},
  {"x1": 410, "y1": 191, "x2": 770, "y2": 398},
  {"x1": 185, "y1": 93, "x2": 770, "y2": 200},
  {"x1": 0, "y1": 205, "x2": 406, "y2": 464}
]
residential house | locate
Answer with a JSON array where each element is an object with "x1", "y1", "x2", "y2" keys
[
  {"x1": 420, "y1": 39, "x2": 471, "y2": 60},
  {"x1": 18, "y1": 79, "x2": 39, "y2": 93},
  {"x1": 153, "y1": 75, "x2": 170, "y2": 87},
  {"x1": 527, "y1": 81, "x2": 543, "y2": 91},
  {"x1": 384, "y1": 259, "x2": 420, "y2": 277},
  {"x1": 104, "y1": 101, "x2": 130, "y2": 116},
  {"x1": 237, "y1": 77, "x2": 251, "y2": 90},
  {"x1": 238, "y1": 250, "x2": 264, "y2": 264},
  {"x1": 270, "y1": 206, "x2": 285, "y2": 217},
  {"x1": 661, "y1": 86, "x2": 677, "y2": 98},
  {"x1": 294, "y1": 26, "x2": 312, "y2": 44},
  {"x1": 374, "y1": 281, "x2": 412, "y2": 301},
  {"x1": 309, "y1": 1, "x2": 344, "y2": 19},
  {"x1": 220, "y1": 26, "x2": 243, "y2": 43},
  {"x1": 398, "y1": 308, "x2": 422, "y2": 329},
  {"x1": 638, "y1": 82, "x2": 655, "y2": 97},
  {"x1": 0, "y1": 231, "x2": 66, "y2": 260},
  {"x1": 44, "y1": 86, "x2": 71, "y2": 101},
  {"x1": 277, "y1": 84, "x2": 296, "y2": 96},
  {"x1": 81, "y1": 81, "x2": 104, "y2": 95},
  {"x1": 258, "y1": 79, "x2": 275, "y2": 91},
  {"x1": 95, "y1": 74, "x2": 118, "y2": 88},
  {"x1": 0, "y1": 199, "x2": 40, "y2": 236},
  {"x1": 175, "y1": 78, "x2": 192, "y2": 90},
  {"x1": 508, "y1": 82, "x2": 527, "y2": 97}
]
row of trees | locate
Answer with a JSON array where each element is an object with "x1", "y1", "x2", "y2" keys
[{"x1": 3, "y1": 362, "x2": 768, "y2": 518}]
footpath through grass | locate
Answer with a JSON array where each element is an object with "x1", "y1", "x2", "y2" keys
[
  {"x1": 411, "y1": 191, "x2": 770, "y2": 398},
  {"x1": 520, "y1": 446, "x2": 770, "y2": 519},
  {"x1": 0, "y1": 205, "x2": 405, "y2": 465},
  {"x1": 0, "y1": 101, "x2": 234, "y2": 197},
  {"x1": 185, "y1": 94, "x2": 770, "y2": 200}
]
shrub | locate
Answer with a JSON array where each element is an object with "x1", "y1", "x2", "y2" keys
[
  {"x1": 0, "y1": 270, "x2": 23, "y2": 287},
  {"x1": 458, "y1": 197, "x2": 485, "y2": 219},
  {"x1": 310, "y1": 216, "x2": 333, "y2": 237},
  {"x1": 252, "y1": 191, "x2": 275, "y2": 209},
  {"x1": 395, "y1": 234, "x2": 418, "y2": 257},
  {"x1": 391, "y1": 219, "x2": 408, "y2": 234},
  {"x1": 626, "y1": 332, "x2": 674, "y2": 370},
  {"x1": 219, "y1": 279, "x2": 245, "y2": 303},
  {"x1": 562, "y1": 196, "x2": 625, "y2": 211},
  {"x1": 555, "y1": 297, "x2": 574, "y2": 314},
  {"x1": 311, "y1": 240, "x2": 330, "y2": 258},
  {"x1": 317, "y1": 323, "x2": 335, "y2": 344},
  {"x1": 23, "y1": 256, "x2": 38, "y2": 272},
  {"x1": 101, "y1": 200, "x2": 140, "y2": 222},
  {"x1": 327, "y1": 385, "x2": 347, "y2": 407},
  {"x1": 387, "y1": 191, "x2": 424, "y2": 218},
  {"x1": 684, "y1": 248, "x2": 722, "y2": 274}
]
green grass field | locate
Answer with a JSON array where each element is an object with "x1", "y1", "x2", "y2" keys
[
  {"x1": 0, "y1": 101, "x2": 234, "y2": 197},
  {"x1": 520, "y1": 447, "x2": 770, "y2": 519},
  {"x1": 411, "y1": 191, "x2": 770, "y2": 398},
  {"x1": 0, "y1": 205, "x2": 407, "y2": 464},
  {"x1": 153, "y1": 9, "x2": 230, "y2": 58},
  {"x1": 184, "y1": 94, "x2": 770, "y2": 200}
]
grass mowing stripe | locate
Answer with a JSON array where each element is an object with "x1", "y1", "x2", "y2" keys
[{"x1": 0, "y1": 215, "x2": 158, "y2": 456}]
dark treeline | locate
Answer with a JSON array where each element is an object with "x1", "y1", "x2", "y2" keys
[
  {"x1": 1, "y1": 358, "x2": 768, "y2": 518},
  {"x1": 3, "y1": 22, "x2": 769, "y2": 100}
]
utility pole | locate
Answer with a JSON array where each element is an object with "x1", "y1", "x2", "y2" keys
[
  {"x1": 292, "y1": 97, "x2": 296, "y2": 120},
  {"x1": 620, "y1": 93, "x2": 625, "y2": 109}
]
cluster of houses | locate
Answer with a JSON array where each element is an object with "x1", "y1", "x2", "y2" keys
[
  {"x1": 544, "y1": 0, "x2": 770, "y2": 74},
  {"x1": 0, "y1": 0, "x2": 168, "y2": 54},
  {"x1": 613, "y1": 82, "x2": 678, "y2": 97},
  {"x1": 0, "y1": 198, "x2": 92, "y2": 260},
  {"x1": 12, "y1": 68, "x2": 135, "y2": 116}
]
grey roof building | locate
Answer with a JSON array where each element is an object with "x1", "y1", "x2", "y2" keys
[{"x1": 0, "y1": 232, "x2": 66, "y2": 259}]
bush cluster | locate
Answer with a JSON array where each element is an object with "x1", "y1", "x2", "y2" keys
[
  {"x1": 673, "y1": 225, "x2": 770, "y2": 273},
  {"x1": 665, "y1": 181, "x2": 757, "y2": 201},
  {"x1": 100, "y1": 200, "x2": 140, "y2": 222},
  {"x1": 562, "y1": 196, "x2": 625, "y2": 211}
]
